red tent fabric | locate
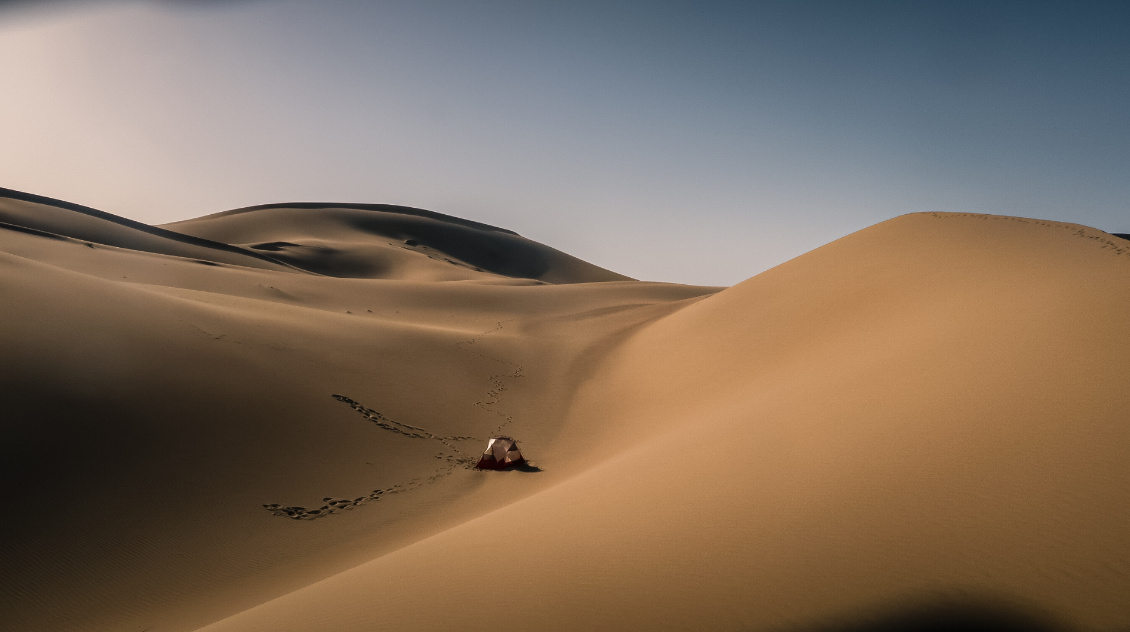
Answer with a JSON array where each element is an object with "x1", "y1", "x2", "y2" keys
[{"x1": 475, "y1": 436, "x2": 525, "y2": 470}]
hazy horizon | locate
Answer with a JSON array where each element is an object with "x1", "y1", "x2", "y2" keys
[{"x1": 2, "y1": 0, "x2": 1128, "y2": 285}]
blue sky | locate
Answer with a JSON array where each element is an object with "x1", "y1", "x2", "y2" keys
[{"x1": 1, "y1": 0, "x2": 1127, "y2": 284}]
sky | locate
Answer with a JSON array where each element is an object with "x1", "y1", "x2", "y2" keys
[{"x1": 1, "y1": 0, "x2": 1128, "y2": 285}]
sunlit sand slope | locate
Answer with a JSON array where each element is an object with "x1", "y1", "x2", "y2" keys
[{"x1": 195, "y1": 213, "x2": 1130, "y2": 632}]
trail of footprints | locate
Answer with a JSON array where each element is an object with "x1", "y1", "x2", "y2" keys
[
  {"x1": 455, "y1": 321, "x2": 526, "y2": 436},
  {"x1": 330, "y1": 394, "x2": 479, "y2": 455},
  {"x1": 928, "y1": 212, "x2": 1130, "y2": 258},
  {"x1": 263, "y1": 453, "x2": 484, "y2": 521},
  {"x1": 264, "y1": 322, "x2": 523, "y2": 520},
  {"x1": 264, "y1": 480, "x2": 419, "y2": 521}
]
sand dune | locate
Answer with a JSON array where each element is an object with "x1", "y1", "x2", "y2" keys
[
  {"x1": 1, "y1": 188, "x2": 1127, "y2": 632},
  {"x1": 164, "y1": 202, "x2": 630, "y2": 283}
]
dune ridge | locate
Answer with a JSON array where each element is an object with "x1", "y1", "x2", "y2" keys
[
  {"x1": 1, "y1": 193, "x2": 1127, "y2": 632},
  {"x1": 193, "y1": 201, "x2": 521, "y2": 235},
  {"x1": 0, "y1": 187, "x2": 300, "y2": 271},
  {"x1": 165, "y1": 203, "x2": 631, "y2": 283}
]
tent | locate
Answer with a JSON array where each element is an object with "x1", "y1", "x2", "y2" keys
[{"x1": 475, "y1": 436, "x2": 525, "y2": 470}]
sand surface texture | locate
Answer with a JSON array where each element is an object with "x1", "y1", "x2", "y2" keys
[{"x1": 1, "y1": 187, "x2": 1127, "y2": 631}]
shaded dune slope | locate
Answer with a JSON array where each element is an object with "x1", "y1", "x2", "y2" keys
[
  {"x1": 195, "y1": 213, "x2": 1130, "y2": 632},
  {"x1": 165, "y1": 203, "x2": 631, "y2": 283}
]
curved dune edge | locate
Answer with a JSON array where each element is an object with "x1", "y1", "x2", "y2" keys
[
  {"x1": 0, "y1": 187, "x2": 301, "y2": 271},
  {"x1": 164, "y1": 203, "x2": 632, "y2": 283},
  {"x1": 192, "y1": 212, "x2": 1130, "y2": 632}
]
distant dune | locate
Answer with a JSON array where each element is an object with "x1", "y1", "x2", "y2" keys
[
  {"x1": 1, "y1": 187, "x2": 1127, "y2": 632},
  {"x1": 164, "y1": 201, "x2": 630, "y2": 283}
]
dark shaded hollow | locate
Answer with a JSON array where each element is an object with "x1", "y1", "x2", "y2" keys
[
  {"x1": 250, "y1": 241, "x2": 300, "y2": 251},
  {"x1": 800, "y1": 599, "x2": 1069, "y2": 632}
]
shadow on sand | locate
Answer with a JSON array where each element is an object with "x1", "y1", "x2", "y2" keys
[
  {"x1": 798, "y1": 599, "x2": 1073, "y2": 632},
  {"x1": 479, "y1": 463, "x2": 542, "y2": 473}
]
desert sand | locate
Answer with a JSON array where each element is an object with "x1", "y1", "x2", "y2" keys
[{"x1": 1, "y1": 186, "x2": 1128, "y2": 631}]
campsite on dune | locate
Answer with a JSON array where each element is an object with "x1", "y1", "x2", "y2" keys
[{"x1": 2, "y1": 185, "x2": 1129, "y2": 632}]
